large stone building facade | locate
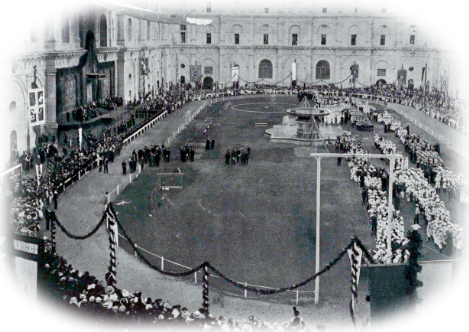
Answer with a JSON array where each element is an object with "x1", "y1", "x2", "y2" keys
[{"x1": 1, "y1": 0, "x2": 458, "y2": 168}]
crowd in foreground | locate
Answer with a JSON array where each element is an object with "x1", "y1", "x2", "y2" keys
[{"x1": 40, "y1": 251, "x2": 309, "y2": 331}]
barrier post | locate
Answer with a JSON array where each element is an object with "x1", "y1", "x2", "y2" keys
[
  {"x1": 296, "y1": 289, "x2": 299, "y2": 305},
  {"x1": 161, "y1": 256, "x2": 164, "y2": 270},
  {"x1": 244, "y1": 282, "x2": 247, "y2": 298},
  {"x1": 195, "y1": 272, "x2": 197, "y2": 284},
  {"x1": 117, "y1": 185, "x2": 120, "y2": 195},
  {"x1": 129, "y1": 174, "x2": 132, "y2": 183},
  {"x1": 134, "y1": 244, "x2": 138, "y2": 257}
]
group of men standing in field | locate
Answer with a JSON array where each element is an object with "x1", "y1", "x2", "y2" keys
[{"x1": 224, "y1": 147, "x2": 251, "y2": 166}]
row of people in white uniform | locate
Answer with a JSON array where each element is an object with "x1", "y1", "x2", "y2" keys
[{"x1": 338, "y1": 133, "x2": 410, "y2": 264}]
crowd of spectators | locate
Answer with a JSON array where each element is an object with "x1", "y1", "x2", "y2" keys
[
  {"x1": 4, "y1": 91, "x2": 191, "y2": 239},
  {"x1": 39, "y1": 251, "x2": 308, "y2": 330}
]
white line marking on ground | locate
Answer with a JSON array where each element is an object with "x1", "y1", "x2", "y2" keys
[{"x1": 166, "y1": 197, "x2": 175, "y2": 207}]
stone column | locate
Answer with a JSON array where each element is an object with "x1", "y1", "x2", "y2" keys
[
  {"x1": 43, "y1": 0, "x2": 58, "y2": 49},
  {"x1": 117, "y1": 51, "x2": 126, "y2": 101},
  {"x1": 44, "y1": 59, "x2": 58, "y2": 136}
]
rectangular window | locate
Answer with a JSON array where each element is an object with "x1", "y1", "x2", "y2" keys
[
  {"x1": 322, "y1": 8, "x2": 327, "y2": 13},
  {"x1": 410, "y1": 35, "x2": 415, "y2": 44},
  {"x1": 234, "y1": 33, "x2": 240, "y2": 45},
  {"x1": 292, "y1": 34, "x2": 298, "y2": 46},
  {"x1": 381, "y1": 1, "x2": 388, "y2": 13},
  {"x1": 263, "y1": 34, "x2": 269, "y2": 45},
  {"x1": 206, "y1": 33, "x2": 211, "y2": 44},
  {"x1": 321, "y1": 34, "x2": 327, "y2": 45},
  {"x1": 264, "y1": 8, "x2": 269, "y2": 13},
  {"x1": 351, "y1": 34, "x2": 357, "y2": 45},
  {"x1": 204, "y1": 66, "x2": 213, "y2": 75},
  {"x1": 207, "y1": 2, "x2": 211, "y2": 13},
  {"x1": 377, "y1": 69, "x2": 386, "y2": 76},
  {"x1": 180, "y1": 25, "x2": 186, "y2": 44}
]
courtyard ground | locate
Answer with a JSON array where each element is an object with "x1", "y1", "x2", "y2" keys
[{"x1": 29, "y1": 95, "x2": 466, "y2": 331}]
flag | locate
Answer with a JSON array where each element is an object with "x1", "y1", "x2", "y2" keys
[
  {"x1": 35, "y1": 164, "x2": 41, "y2": 186},
  {"x1": 292, "y1": 61, "x2": 297, "y2": 81},
  {"x1": 78, "y1": 128, "x2": 82, "y2": 148},
  {"x1": 348, "y1": 242, "x2": 363, "y2": 316}
]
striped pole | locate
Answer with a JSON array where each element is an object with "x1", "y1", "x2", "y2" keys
[
  {"x1": 50, "y1": 213, "x2": 56, "y2": 254},
  {"x1": 202, "y1": 263, "x2": 209, "y2": 315},
  {"x1": 106, "y1": 207, "x2": 118, "y2": 286},
  {"x1": 347, "y1": 241, "x2": 363, "y2": 325}
]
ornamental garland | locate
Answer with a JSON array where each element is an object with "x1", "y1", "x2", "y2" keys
[
  {"x1": 297, "y1": 75, "x2": 352, "y2": 86},
  {"x1": 49, "y1": 210, "x2": 107, "y2": 240},
  {"x1": 49, "y1": 203, "x2": 376, "y2": 295}
]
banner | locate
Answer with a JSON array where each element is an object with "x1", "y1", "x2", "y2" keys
[
  {"x1": 350, "y1": 64, "x2": 359, "y2": 79},
  {"x1": 441, "y1": 76, "x2": 448, "y2": 91},
  {"x1": 398, "y1": 70, "x2": 407, "y2": 86},
  {"x1": 35, "y1": 164, "x2": 42, "y2": 186},
  {"x1": 140, "y1": 58, "x2": 149, "y2": 76},
  {"x1": 28, "y1": 88, "x2": 45, "y2": 126},
  {"x1": 292, "y1": 62, "x2": 297, "y2": 81},
  {"x1": 78, "y1": 128, "x2": 82, "y2": 148},
  {"x1": 190, "y1": 65, "x2": 202, "y2": 82},
  {"x1": 231, "y1": 65, "x2": 239, "y2": 82}
]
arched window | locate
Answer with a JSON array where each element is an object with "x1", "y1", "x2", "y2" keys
[
  {"x1": 99, "y1": 14, "x2": 107, "y2": 47},
  {"x1": 408, "y1": 25, "x2": 418, "y2": 45},
  {"x1": 79, "y1": 14, "x2": 85, "y2": 47},
  {"x1": 289, "y1": 25, "x2": 301, "y2": 46},
  {"x1": 62, "y1": 15, "x2": 70, "y2": 43},
  {"x1": 2, "y1": 1, "x2": 16, "y2": 43},
  {"x1": 127, "y1": 18, "x2": 133, "y2": 41},
  {"x1": 316, "y1": 60, "x2": 330, "y2": 80},
  {"x1": 28, "y1": 6, "x2": 37, "y2": 43},
  {"x1": 231, "y1": 24, "x2": 243, "y2": 45},
  {"x1": 318, "y1": 25, "x2": 330, "y2": 45},
  {"x1": 258, "y1": 59, "x2": 273, "y2": 79},
  {"x1": 348, "y1": 25, "x2": 360, "y2": 46}
]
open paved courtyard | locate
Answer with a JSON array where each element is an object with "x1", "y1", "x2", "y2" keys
[{"x1": 45, "y1": 95, "x2": 464, "y2": 329}]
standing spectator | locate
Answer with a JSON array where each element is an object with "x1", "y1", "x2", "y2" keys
[
  {"x1": 190, "y1": 147, "x2": 195, "y2": 162},
  {"x1": 122, "y1": 161, "x2": 127, "y2": 175},
  {"x1": 53, "y1": 189, "x2": 58, "y2": 210},
  {"x1": 103, "y1": 158, "x2": 109, "y2": 174},
  {"x1": 225, "y1": 150, "x2": 230, "y2": 165}
]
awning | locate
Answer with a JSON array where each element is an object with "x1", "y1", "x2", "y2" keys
[{"x1": 89, "y1": 0, "x2": 188, "y2": 24}]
